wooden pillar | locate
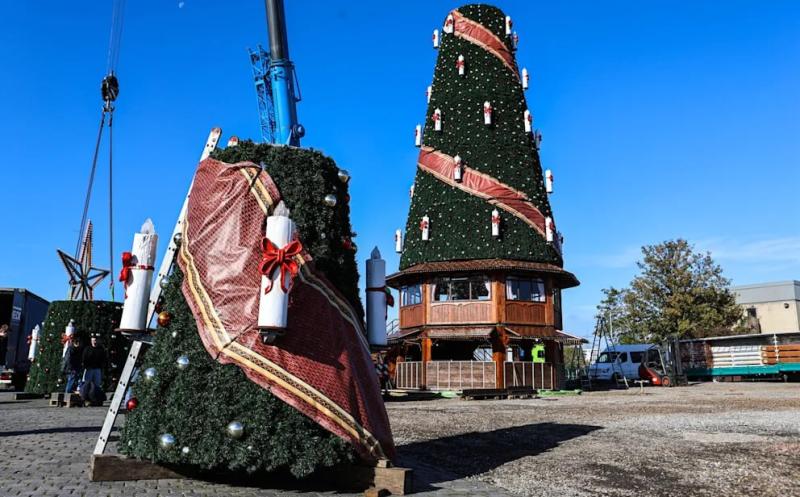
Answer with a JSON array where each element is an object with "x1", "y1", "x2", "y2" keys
[
  {"x1": 544, "y1": 276, "x2": 554, "y2": 327},
  {"x1": 491, "y1": 328, "x2": 508, "y2": 388},
  {"x1": 421, "y1": 337, "x2": 432, "y2": 390}
]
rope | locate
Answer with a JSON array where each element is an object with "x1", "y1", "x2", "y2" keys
[
  {"x1": 108, "y1": 111, "x2": 115, "y2": 300},
  {"x1": 76, "y1": 112, "x2": 107, "y2": 258},
  {"x1": 106, "y1": 0, "x2": 127, "y2": 74}
]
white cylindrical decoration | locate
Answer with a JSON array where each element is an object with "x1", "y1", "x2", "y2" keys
[
  {"x1": 258, "y1": 202, "x2": 295, "y2": 331},
  {"x1": 119, "y1": 219, "x2": 158, "y2": 332},
  {"x1": 457, "y1": 54, "x2": 465, "y2": 76},
  {"x1": 545, "y1": 169, "x2": 554, "y2": 194},
  {"x1": 432, "y1": 29, "x2": 439, "y2": 48},
  {"x1": 395, "y1": 229, "x2": 403, "y2": 253},
  {"x1": 524, "y1": 110, "x2": 532, "y2": 133},
  {"x1": 414, "y1": 124, "x2": 422, "y2": 147},
  {"x1": 433, "y1": 108, "x2": 442, "y2": 131},
  {"x1": 62, "y1": 319, "x2": 75, "y2": 358},
  {"x1": 545, "y1": 216, "x2": 555, "y2": 243},
  {"x1": 491, "y1": 209, "x2": 500, "y2": 238},
  {"x1": 227, "y1": 136, "x2": 239, "y2": 147},
  {"x1": 420, "y1": 215, "x2": 430, "y2": 241},
  {"x1": 409, "y1": 184, "x2": 415, "y2": 199},
  {"x1": 444, "y1": 14, "x2": 455, "y2": 34},
  {"x1": 483, "y1": 101, "x2": 493, "y2": 125},
  {"x1": 453, "y1": 154, "x2": 463, "y2": 182},
  {"x1": 27, "y1": 324, "x2": 40, "y2": 361},
  {"x1": 426, "y1": 85, "x2": 432, "y2": 103},
  {"x1": 505, "y1": 15, "x2": 512, "y2": 35},
  {"x1": 512, "y1": 32, "x2": 519, "y2": 49},
  {"x1": 366, "y1": 247, "x2": 388, "y2": 347},
  {"x1": 522, "y1": 68, "x2": 529, "y2": 90}
]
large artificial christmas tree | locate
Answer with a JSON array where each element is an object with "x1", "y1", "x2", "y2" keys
[
  {"x1": 120, "y1": 142, "x2": 393, "y2": 477},
  {"x1": 25, "y1": 300, "x2": 124, "y2": 394},
  {"x1": 402, "y1": 4, "x2": 561, "y2": 269}
]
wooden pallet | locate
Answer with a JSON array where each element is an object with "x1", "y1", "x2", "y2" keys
[
  {"x1": 506, "y1": 386, "x2": 537, "y2": 399},
  {"x1": 461, "y1": 388, "x2": 508, "y2": 400},
  {"x1": 89, "y1": 455, "x2": 412, "y2": 495},
  {"x1": 50, "y1": 393, "x2": 84, "y2": 407},
  {"x1": 49, "y1": 393, "x2": 65, "y2": 406},
  {"x1": 13, "y1": 392, "x2": 45, "y2": 400}
]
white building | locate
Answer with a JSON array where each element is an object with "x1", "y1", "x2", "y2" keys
[{"x1": 734, "y1": 281, "x2": 800, "y2": 334}]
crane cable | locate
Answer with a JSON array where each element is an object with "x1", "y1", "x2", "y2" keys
[{"x1": 75, "y1": 0, "x2": 126, "y2": 300}]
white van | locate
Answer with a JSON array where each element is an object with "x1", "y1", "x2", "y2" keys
[{"x1": 588, "y1": 344, "x2": 657, "y2": 382}]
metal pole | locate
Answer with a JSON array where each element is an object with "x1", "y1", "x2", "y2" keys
[{"x1": 264, "y1": 0, "x2": 300, "y2": 146}]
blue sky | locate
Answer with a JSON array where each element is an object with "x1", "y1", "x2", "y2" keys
[{"x1": 1, "y1": 1, "x2": 798, "y2": 339}]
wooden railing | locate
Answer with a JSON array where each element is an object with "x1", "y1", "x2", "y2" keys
[
  {"x1": 504, "y1": 362, "x2": 560, "y2": 390},
  {"x1": 505, "y1": 301, "x2": 546, "y2": 324},
  {"x1": 429, "y1": 302, "x2": 492, "y2": 324},
  {"x1": 399, "y1": 304, "x2": 423, "y2": 328}
]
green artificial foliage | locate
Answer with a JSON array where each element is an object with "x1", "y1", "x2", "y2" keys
[
  {"x1": 25, "y1": 300, "x2": 124, "y2": 394},
  {"x1": 119, "y1": 266, "x2": 354, "y2": 477},
  {"x1": 213, "y1": 142, "x2": 363, "y2": 319},
  {"x1": 401, "y1": 4, "x2": 562, "y2": 270},
  {"x1": 121, "y1": 143, "x2": 362, "y2": 476}
]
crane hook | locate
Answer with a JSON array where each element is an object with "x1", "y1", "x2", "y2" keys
[{"x1": 101, "y1": 73, "x2": 119, "y2": 111}]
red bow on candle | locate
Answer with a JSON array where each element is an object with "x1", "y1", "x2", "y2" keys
[
  {"x1": 420, "y1": 219, "x2": 429, "y2": 230},
  {"x1": 118, "y1": 252, "x2": 134, "y2": 285},
  {"x1": 259, "y1": 238, "x2": 303, "y2": 294}
]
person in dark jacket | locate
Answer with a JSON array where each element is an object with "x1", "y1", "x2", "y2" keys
[
  {"x1": 62, "y1": 337, "x2": 83, "y2": 393},
  {"x1": 81, "y1": 334, "x2": 107, "y2": 395}
]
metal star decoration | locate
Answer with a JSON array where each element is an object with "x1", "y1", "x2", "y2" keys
[{"x1": 57, "y1": 221, "x2": 109, "y2": 301}]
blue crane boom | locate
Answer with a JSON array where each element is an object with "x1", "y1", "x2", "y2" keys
[{"x1": 250, "y1": 0, "x2": 303, "y2": 146}]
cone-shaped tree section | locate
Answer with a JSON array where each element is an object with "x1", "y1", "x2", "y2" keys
[
  {"x1": 401, "y1": 4, "x2": 561, "y2": 270},
  {"x1": 120, "y1": 143, "x2": 363, "y2": 477}
]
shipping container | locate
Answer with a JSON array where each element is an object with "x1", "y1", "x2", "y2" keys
[{"x1": 0, "y1": 288, "x2": 50, "y2": 390}]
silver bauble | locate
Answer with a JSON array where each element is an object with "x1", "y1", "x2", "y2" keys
[
  {"x1": 323, "y1": 194, "x2": 337, "y2": 207},
  {"x1": 176, "y1": 355, "x2": 190, "y2": 370},
  {"x1": 226, "y1": 421, "x2": 244, "y2": 439},
  {"x1": 159, "y1": 276, "x2": 170, "y2": 289},
  {"x1": 143, "y1": 367, "x2": 157, "y2": 382},
  {"x1": 159, "y1": 433, "x2": 175, "y2": 449},
  {"x1": 181, "y1": 446, "x2": 190, "y2": 455},
  {"x1": 171, "y1": 331, "x2": 178, "y2": 338},
  {"x1": 173, "y1": 232, "x2": 183, "y2": 245},
  {"x1": 337, "y1": 169, "x2": 350, "y2": 183}
]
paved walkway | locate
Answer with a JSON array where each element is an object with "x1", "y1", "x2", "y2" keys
[{"x1": 0, "y1": 392, "x2": 510, "y2": 497}]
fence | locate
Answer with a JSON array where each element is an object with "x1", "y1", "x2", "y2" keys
[{"x1": 394, "y1": 361, "x2": 561, "y2": 391}]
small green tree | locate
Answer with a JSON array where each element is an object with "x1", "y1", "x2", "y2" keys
[{"x1": 598, "y1": 239, "x2": 742, "y2": 342}]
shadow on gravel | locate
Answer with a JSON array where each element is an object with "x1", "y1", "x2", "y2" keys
[
  {"x1": 398, "y1": 422, "x2": 601, "y2": 490},
  {"x1": 0, "y1": 426, "x2": 101, "y2": 437}
]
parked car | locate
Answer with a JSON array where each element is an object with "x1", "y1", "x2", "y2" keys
[{"x1": 588, "y1": 344, "x2": 659, "y2": 382}]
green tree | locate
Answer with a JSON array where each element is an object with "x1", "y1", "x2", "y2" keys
[
  {"x1": 599, "y1": 239, "x2": 742, "y2": 342},
  {"x1": 119, "y1": 143, "x2": 359, "y2": 477},
  {"x1": 401, "y1": 4, "x2": 560, "y2": 269},
  {"x1": 25, "y1": 300, "x2": 124, "y2": 394}
]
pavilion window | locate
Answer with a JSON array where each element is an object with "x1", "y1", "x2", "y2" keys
[
  {"x1": 432, "y1": 277, "x2": 491, "y2": 302},
  {"x1": 400, "y1": 284, "x2": 422, "y2": 306},
  {"x1": 506, "y1": 277, "x2": 546, "y2": 302}
]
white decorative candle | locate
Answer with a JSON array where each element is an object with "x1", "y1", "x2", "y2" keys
[
  {"x1": 432, "y1": 29, "x2": 439, "y2": 48},
  {"x1": 505, "y1": 15, "x2": 512, "y2": 35},
  {"x1": 545, "y1": 169, "x2": 554, "y2": 194},
  {"x1": 366, "y1": 247, "x2": 388, "y2": 347},
  {"x1": 62, "y1": 319, "x2": 75, "y2": 358},
  {"x1": 227, "y1": 136, "x2": 239, "y2": 147},
  {"x1": 27, "y1": 324, "x2": 40, "y2": 361},
  {"x1": 421, "y1": 215, "x2": 430, "y2": 241},
  {"x1": 409, "y1": 184, "x2": 415, "y2": 199},
  {"x1": 524, "y1": 109, "x2": 532, "y2": 133},
  {"x1": 119, "y1": 219, "x2": 158, "y2": 332},
  {"x1": 522, "y1": 68, "x2": 529, "y2": 90},
  {"x1": 426, "y1": 85, "x2": 432, "y2": 103},
  {"x1": 457, "y1": 54, "x2": 466, "y2": 76},
  {"x1": 433, "y1": 108, "x2": 442, "y2": 131},
  {"x1": 491, "y1": 209, "x2": 501, "y2": 237},
  {"x1": 453, "y1": 154, "x2": 463, "y2": 182},
  {"x1": 444, "y1": 14, "x2": 455, "y2": 34},
  {"x1": 258, "y1": 201, "x2": 295, "y2": 331},
  {"x1": 512, "y1": 32, "x2": 519, "y2": 49},
  {"x1": 414, "y1": 124, "x2": 422, "y2": 147},
  {"x1": 395, "y1": 229, "x2": 403, "y2": 253},
  {"x1": 483, "y1": 102, "x2": 492, "y2": 125},
  {"x1": 545, "y1": 216, "x2": 555, "y2": 243}
]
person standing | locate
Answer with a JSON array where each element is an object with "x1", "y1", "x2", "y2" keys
[
  {"x1": 62, "y1": 336, "x2": 83, "y2": 394},
  {"x1": 81, "y1": 334, "x2": 107, "y2": 392}
]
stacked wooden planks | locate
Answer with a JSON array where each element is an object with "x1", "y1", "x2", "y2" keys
[{"x1": 762, "y1": 344, "x2": 800, "y2": 365}]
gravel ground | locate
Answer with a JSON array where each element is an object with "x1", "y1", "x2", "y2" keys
[
  {"x1": 389, "y1": 382, "x2": 800, "y2": 497},
  {"x1": 1, "y1": 382, "x2": 797, "y2": 496}
]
